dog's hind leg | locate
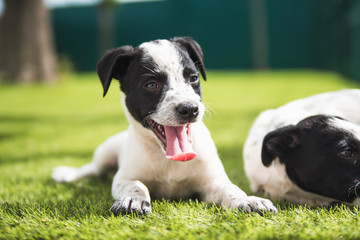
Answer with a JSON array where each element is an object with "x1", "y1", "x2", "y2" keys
[{"x1": 52, "y1": 131, "x2": 127, "y2": 183}]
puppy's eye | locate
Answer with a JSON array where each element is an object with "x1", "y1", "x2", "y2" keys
[
  {"x1": 190, "y1": 75, "x2": 199, "y2": 83},
  {"x1": 339, "y1": 149, "x2": 353, "y2": 158},
  {"x1": 145, "y1": 81, "x2": 158, "y2": 89}
]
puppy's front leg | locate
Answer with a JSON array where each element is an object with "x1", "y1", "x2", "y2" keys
[
  {"x1": 203, "y1": 181, "x2": 277, "y2": 214},
  {"x1": 111, "y1": 176, "x2": 151, "y2": 216}
]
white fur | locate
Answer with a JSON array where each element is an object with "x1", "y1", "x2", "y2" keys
[
  {"x1": 244, "y1": 89, "x2": 360, "y2": 206},
  {"x1": 140, "y1": 40, "x2": 182, "y2": 76},
  {"x1": 52, "y1": 40, "x2": 276, "y2": 214}
]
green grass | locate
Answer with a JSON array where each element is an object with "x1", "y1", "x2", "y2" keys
[{"x1": 1, "y1": 70, "x2": 359, "y2": 239}]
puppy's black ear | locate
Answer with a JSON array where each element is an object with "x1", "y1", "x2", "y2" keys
[
  {"x1": 261, "y1": 125, "x2": 302, "y2": 167},
  {"x1": 97, "y1": 46, "x2": 134, "y2": 97},
  {"x1": 171, "y1": 37, "x2": 207, "y2": 81}
]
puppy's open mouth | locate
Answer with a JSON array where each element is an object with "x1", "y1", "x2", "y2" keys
[{"x1": 147, "y1": 119, "x2": 197, "y2": 161}]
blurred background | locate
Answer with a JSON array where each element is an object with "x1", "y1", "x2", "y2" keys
[{"x1": 0, "y1": 0, "x2": 359, "y2": 83}]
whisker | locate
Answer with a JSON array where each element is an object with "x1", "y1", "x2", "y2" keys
[
  {"x1": 355, "y1": 182, "x2": 360, "y2": 197},
  {"x1": 142, "y1": 73, "x2": 156, "y2": 78},
  {"x1": 202, "y1": 103, "x2": 215, "y2": 122},
  {"x1": 142, "y1": 65, "x2": 157, "y2": 75},
  {"x1": 193, "y1": 59, "x2": 202, "y2": 65},
  {"x1": 348, "y1": 182, "x2": 360, "y2": 198}
]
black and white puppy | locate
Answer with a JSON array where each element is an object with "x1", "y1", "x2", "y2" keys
[
  {"x1": 244, "y1": 89, "x2": 360, "y2": 206},
  {"x1": 52, "y1": 37, "x2": 276, "y2": 215}
]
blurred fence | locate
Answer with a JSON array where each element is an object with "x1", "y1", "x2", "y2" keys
[{"x1": 51, "y1": 0, "x2": 360, "y2": 81}]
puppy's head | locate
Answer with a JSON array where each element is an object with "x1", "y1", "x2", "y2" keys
[
  {"x1": 97, "y1": 37, "x2": 206, "y2": 162},
  {"x1": 261, "y1": 115, "x2": 360, "y2": 204}
]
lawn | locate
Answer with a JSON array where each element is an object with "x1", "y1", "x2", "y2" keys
[{"x1": 1, "y1": 70, "x2": 360, "y2": 239}]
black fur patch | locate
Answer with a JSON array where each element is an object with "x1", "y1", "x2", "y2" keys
[{"x1": 262, "y1": 115, "x2": 360, "y2": 203}]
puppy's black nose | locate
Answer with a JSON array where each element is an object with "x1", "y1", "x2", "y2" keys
[{"x1": 176, "y1": 103, "x2": 199, "y2": 121}]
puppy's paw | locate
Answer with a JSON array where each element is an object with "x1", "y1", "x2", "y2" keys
[
  {"x1": 52, "y1": 166, "x2": 79, "y2": 183},
  {"x1": 110, "y1": 197, "x2": 152, "y2": 216},
  {"x1": 233, "y1": 196, "x2": 277, "y2": 214}
]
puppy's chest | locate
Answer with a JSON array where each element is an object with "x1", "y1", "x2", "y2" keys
[
  {"x1": 144, "y1": 178, "x2": 197, "y2": 200},
  {"x1": 138, "y1": 161, "x2": 202, "y2": 199}
]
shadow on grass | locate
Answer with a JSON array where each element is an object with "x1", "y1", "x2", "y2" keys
[
  {"x1": 274, "y1": 200, "x2": 360, "y2": 214},
  {"x1": 0, "y1": 177, "x2": 116, "y2": 219},
  {"x1": 0, "y1": 132, "x2": 29, "y2": 143},
  {"x1": 0, "y1": 151, "x2": 93, "y2": 166},
  {"x1": 0, "y1": 113, "x2": 127, "y2": 125},
  {"x1": 0, "y1": 115, "x2": 40, "y2": 124}
]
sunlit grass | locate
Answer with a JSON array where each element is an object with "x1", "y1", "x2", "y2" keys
[{"x1": 0, "y1": 70, "x2": 359, "y2": 239}]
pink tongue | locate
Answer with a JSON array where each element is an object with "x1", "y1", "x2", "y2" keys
[{"x1": 164, "y1": 125, "x2": 197, "y2": 161}]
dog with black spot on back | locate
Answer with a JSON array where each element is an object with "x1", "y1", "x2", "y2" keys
[{"x1": 52, "y1": 37, "x2": 277, "y2": 215}]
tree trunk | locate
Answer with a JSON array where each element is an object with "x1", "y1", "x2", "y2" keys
[
  {"x1": 1, "y1": 0, "x2": 57, "y2": 83},
  {"x1": 248, "y1": 0, "x2": 269, "y2": 69},
  {"x1": 97, "y1": 1, "x2": 116, "y2": 58}
]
